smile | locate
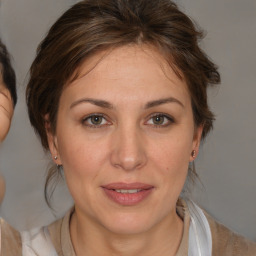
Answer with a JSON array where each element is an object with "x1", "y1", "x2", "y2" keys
[
  {"x1": 101, "y1": 183, "x2": 154, "y2": 206},
  {"x1": 114, "y1": 189, "x2": 142, "y2": 194}
]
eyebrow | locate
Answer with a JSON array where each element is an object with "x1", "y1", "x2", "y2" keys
[
  {"x1": 145, "y1": 97, "x2": 184, "y2": 109},
  {"x1": 70, "y1": 96, "x2": 184, "y2": 110},
  {"x1": 70, "y1": 98, "x2": 114, "y2": 109}
]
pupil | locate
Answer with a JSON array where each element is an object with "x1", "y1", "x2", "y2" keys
[
  {"x1": 154, "y1": 115, "x2": 164, "y2": 124},
  {"x1": 92, "y1": 116, "x2": 102, "y2": 125}
]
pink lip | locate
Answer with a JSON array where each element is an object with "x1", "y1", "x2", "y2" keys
[{"x1": 101, "y1": 183, "x2": 154, "y2": 206}]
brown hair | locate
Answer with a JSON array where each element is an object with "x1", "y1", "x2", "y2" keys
[
  {"x1": 0, "y1": 39, "x2": 17, "y2": 106},
  {"x1": 26, "y1": 0, "x2": 220, "y2": 205}
]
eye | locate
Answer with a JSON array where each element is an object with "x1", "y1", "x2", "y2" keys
[
  {"x1": 82, "y1": 114, "x2": 110, "y2": 127},
  {"x1": 146, "y1": 114, "x2": 174, "y2": 127}
]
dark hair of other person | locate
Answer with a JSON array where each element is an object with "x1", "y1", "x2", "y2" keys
[
  {"x1": 0, "y1": 40, "x2": 17, "y2": 106},
  {"x1": 26, "y1": 0, "x2": 220, "y2": 206}
]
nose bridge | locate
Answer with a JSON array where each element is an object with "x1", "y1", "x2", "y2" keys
[{"x1": 110, "y1": 121, "x2": 147, "y2": 171}]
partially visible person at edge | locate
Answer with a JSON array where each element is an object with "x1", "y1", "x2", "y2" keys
[
  {"x1": 0, "y1": 39, "x2": 18, "y2": 253},
  {"x1": 2, "y1": 0, "x2": 256, "y2": 255}
]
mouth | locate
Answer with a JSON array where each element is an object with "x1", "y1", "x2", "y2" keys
[
  {"x1": 113, "y1": 189, "x2": 143, "y2": 194},
  {"x1": 101, "y1": 183, "x2": 154, "y2": 206}
]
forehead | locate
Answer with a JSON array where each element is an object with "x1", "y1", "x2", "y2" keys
[
  {"x1": 69, "y1": 45, "x2": 188, "y2": 94},
  {"x1": 59, "y1": 44, "x2": 192, "y2": 112}
]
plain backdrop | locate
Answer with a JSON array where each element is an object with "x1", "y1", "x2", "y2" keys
[{"x1": 0, "y1": 0, "x2": 256, "y2": 240}]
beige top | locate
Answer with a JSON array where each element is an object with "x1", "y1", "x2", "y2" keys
[
  {"x1": 1, "y1": 200, "x2": 256, "y2": 255},
  {"x1": 0, "y1": 218, "x2": 22, "y2": 256}
]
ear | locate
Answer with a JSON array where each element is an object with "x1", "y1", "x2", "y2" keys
[
  {"x1": 189, "y1": 124, "x2": 204, "y2": 162},
  {"x1": 44, "y1": 114, "x2": 62, "y2": 166}
]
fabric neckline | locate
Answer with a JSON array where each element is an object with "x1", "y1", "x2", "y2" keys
[{"x1": 58, "y1": 200, "x2": 190, "y2": 256}]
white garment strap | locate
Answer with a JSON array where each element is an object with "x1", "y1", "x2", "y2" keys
[
  {"x1": 21, "y1": 226, "x2": 58, "y2": 256},
  {"x1": 187, "y1": 200, "x2": 212, "y2": 256}
]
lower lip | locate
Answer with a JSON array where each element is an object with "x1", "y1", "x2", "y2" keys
[{"x1": 102, "y1": 188, "x2": 153, "y2": 206}]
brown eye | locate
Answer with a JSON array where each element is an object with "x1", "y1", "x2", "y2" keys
[
  {"x1": 146, "y1": 114, "x2": 174, "y2": 127},
  {"x1": 90, "y1": 115, "x2": 103, "y2": 125},
  {"x1": 152, "y1": 115, "x2": 165, "y2": 125},
  {"x1": 83, "y1": 114, "x2": 109, "y2": 127}
]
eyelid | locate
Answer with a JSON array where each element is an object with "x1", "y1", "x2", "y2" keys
[
  {"x1": 145, "y1": 113, "x2": 175, "y2": 127},
  {"x1": 82, "y1": 113, "x2": 112, "y2": 127}
]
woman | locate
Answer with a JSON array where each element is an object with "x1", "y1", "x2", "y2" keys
[
  {"x1": 0, "y1": 39, "x2": 17, "y2": 210},
  {"x1": 2, "y1": 0, "x2": 256, "y2": 255},
  {"x1": 0, "y1": 39, "x2": 18, "y2": 253},
  {"x1": 0, "y1": 40, "x2": 17, "y2": 143}
]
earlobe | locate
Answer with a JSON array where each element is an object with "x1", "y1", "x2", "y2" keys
[
  {"x1": 44, "y1": 114, "x2": 62, "y2": 165},
  {"x1": 190, "y1": 124, "x2": 204, "y2": 161}
]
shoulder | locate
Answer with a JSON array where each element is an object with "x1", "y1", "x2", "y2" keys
[
  {"x1": 204, "y1": 212, "x2": 256, "y2": 256},
  {"x1": 47, "y1": 215, "x2": 64, "y2": 255},
  {"x1": 48, "y1": 207, "x2": 75, "y2": 256},
  {"x1": 0, "y1": 218, "x2": 22, "y2": 256}
]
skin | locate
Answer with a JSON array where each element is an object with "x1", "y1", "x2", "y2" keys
[
  {"x1": 0, "y1": 70, "x2": 14, "y2": 142},
  {"x1": 47, "y1": 45, "x2": 203, "y2": 256},
  {"x1": 0, "y1": 70, "x2": 14, "y2": 203}
]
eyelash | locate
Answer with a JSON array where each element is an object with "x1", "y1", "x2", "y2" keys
[
  {"x1": 82, "y1": 113, "x2": 111, "y2": 128},
  {"x1": 146, "y1": 113, "x2": 175, "y2": 128},
  {"x1": 81, "y1": 113, "x2": 175, "y2": 128}
]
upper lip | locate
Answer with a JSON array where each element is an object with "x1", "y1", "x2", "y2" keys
[{"x1": 101, "y1": 182, "x2": 154, "y2": 190}]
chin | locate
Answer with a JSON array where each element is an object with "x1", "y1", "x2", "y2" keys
[{"x1": 100, "y1": 211, "x2": 159, "y2": 235}]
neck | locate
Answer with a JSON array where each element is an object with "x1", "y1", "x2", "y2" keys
[{"x1": 70, "y1": 208, "x2": 184, "y2": 256}]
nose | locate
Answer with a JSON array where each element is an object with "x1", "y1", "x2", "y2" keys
[{"x1": 110, "y1": 124, "x2": 147, "y2": 171}]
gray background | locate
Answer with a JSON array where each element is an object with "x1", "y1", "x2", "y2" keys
[{"x1": 0, "y1": 0, "x2": 255, "y2": 240}]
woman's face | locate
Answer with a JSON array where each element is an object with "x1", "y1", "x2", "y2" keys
[{"x1": 47, "y1": 45, "x2": 202, "y2": 235}]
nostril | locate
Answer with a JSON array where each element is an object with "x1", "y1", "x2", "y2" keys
[
  {"x1": 111, "y1": 154, "x2": 147, "y2": 171},
  {"x1": 110, "y1": 129, "x2": 147, "y2": 171}
]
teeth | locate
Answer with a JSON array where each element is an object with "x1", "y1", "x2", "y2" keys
[{"x1": 115, "y1": 189, "x2": 141, "y2": 194}]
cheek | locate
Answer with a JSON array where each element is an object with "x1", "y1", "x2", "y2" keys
[
  {"x1": 149, "y1": 128, "x2": 193, "y2": 193},
  {"x1": 57, "y1": 132, "x2": 109, "y2": 180},
  {"x1": 151, "y1": 131, "x2": 193, "y2": 170},
  {"x1": 57, "y1": 138, "x2": 103, "y2": 204}
]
